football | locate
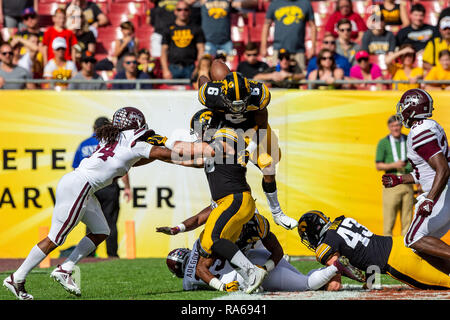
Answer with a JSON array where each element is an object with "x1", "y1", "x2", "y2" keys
[{"x1": 210, "y1": 59, "x2": 231, "y2": 81}]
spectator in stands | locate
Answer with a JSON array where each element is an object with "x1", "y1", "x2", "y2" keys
[
  {"x1": 422, "y1": 16, "x2": 450, "y2": 73},
  {"x1": 0, "y1": 0, "x2": 37, "y2": 29},
  {"x1": 335, "y1": 18, "x2": 360, "y2": 66},
  {"x1": 191, "y1": 54, "x2": 212, "y2": 89},
  {"x1": 324, "y1": 0, "x2": 367, "y2": 44},
  {"x1": 112, "y1": 52, "x2": 152, "y2": 90},
  {"x1": 74, "y1": 15, "x2": 96, "y2": 57},
  {"x1": 260, "y1": 0, "x2": 316, "y2": 71},
  {"x1": 69, "y1": 53, "x2": 105, "y2": 90},
  {"x1": 307, "y1": 48, "x2": 344, "y2": 90},
  {"x1": 200, "y1": 0, "x2": 233, "y2": 57},
  {"x1": 66, "y1": 0, "x2": 82, "y2": 31},
  {"x1": 377, "y1": 0, "x2": 409, "y2": 31},
  {"x1": 161, "y1": 0, "x2": 205, "y2": 79},
  {"x1": 386, "y1": 43, "x2": 423, "y2": 91},
  {"x1": 396, "y1": 3, "x2": 438, "y2": 52},
  {"x1": 424, "y1": 50, "x2": 450, "y2": 91},
  {"x1": 43, "y1": 37, "x2": 78, "y2": 91},
  {"x1": 350, "y1": 50, "x2": 384, "y2": 90},
  {"x1": 137, "y1": 48, "x2": 162, "y2": 79},
  {"x1": 0, "y1": 42, "x2": 35, "y2": 89},
  {"x1": 147, "y1": 0, "x2": 177, "y2": 58},
  {"x1": 16, "y1": 7, "x2": 42, "y2": 42},
  {"x1": 237, "y1": 42, "x2": 269, "y2": 79},
  {"x1": 42, "y1": 8, "x2": 78, "y2": 66},
  {"x1": 361, "y1": 14, "x2": 396, "y2": 56},
  {"x1": 16, "y1": 33, "x2": 43, "y2": 79},
  {"x1": 306, "y1": 34, "x2": 351, "y2": 78},
  {"x1": 114, "y1": 21, "x2": 139, "y2": 74},
  {"x1": 254, "y1": 48, "x2": 305, "y2": 88},
  {"x1": 77, "y1": 0, "x2": 108, "y2": 38}
]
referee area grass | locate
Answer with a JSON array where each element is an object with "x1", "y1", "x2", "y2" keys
[{"x1": 0, "y1": 258, "x2": 402, "y2": 300}]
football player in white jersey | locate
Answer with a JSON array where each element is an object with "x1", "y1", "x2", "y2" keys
[
  {"x1": 160, "y1": 206, "x2": 366, "y2": 293},
  {"x1": 2, "y1": 107, "x2": 212, "y2": 300},
  {"x1": 382, "y1": 89, "x2": 450, "y2": 274}
]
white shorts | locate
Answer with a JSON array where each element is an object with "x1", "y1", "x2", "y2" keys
[
  {"x1": 48, "y1": 171, "x2": 110, "y2": 246},
  {"x1": 404, "y1": 181, "x2": 450, "y2": 247}
]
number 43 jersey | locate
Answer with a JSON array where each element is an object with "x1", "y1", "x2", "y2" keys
[
  {"x1": 74, "y1": 129, "x2": 153, "y2": 192},
  {"x1": 315, "y1": 216, "x2": 393, "y2": 272}
]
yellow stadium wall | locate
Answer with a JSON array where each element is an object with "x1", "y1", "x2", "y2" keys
[{"x1": 0, "y1": 90, "x2": 449, "y2": 258}]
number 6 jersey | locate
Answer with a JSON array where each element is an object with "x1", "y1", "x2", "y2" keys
[{"x1": 315, "y1": 216, "x2": 392, "y2": 272}]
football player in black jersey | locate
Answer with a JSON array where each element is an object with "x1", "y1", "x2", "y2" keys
[
  {"x1": 196, "y1": 68, "x2": 298, "y2": 231},
  {"x1": 297, "y1": 210, "x2": 450, "y2": 290}
]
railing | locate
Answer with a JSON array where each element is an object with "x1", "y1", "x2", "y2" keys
[{"x1": 2, "y1": 79, "x2": 450, "y2": 90}]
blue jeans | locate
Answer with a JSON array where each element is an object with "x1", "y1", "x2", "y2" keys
[
  {"x1": 205, "y1": 41, "x2": 234, "y2": 56},
  {"x1": 169, "y1": 64, "x2": 195, "y2": 79}
]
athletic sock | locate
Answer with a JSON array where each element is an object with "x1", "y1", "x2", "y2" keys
[
  {"x1": 60, "y1": 236, "x2": 96, "y2": 272},
  {"x1": 307, "y1": 265, "x2": 338, "y2": 290},
  {"x1": 262, "y1": 179, "x2": 282, "y2": 215},
  {"x1": 13, "y1": 245, "x2": 48, "y2": 282}
]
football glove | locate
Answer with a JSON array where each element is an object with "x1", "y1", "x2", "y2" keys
[
  {"x1": 156, "y1": 226, "x2": 180, "y2": 235},
  {"x1": 416, "y1": 198, "x2": 434, "y2": 217},
  {"x1": 147, "y1": 133, "x2": 168, "y2": 146},
  {"x1": 382, "y1": 174, "x2": 402, "y2": 188},
  {"x1": 224, "y1": 281, "x2": 239, "y2": 292},
  {"x1": 257, "y1": 152, "x2": 273, "y2": 169},
  {"x1": 237, "y1": 149, "x2": 250, "y2": 167}
]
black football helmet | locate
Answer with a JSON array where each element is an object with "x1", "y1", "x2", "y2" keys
[
  {"x1": 297, "y1": 210, "x2": 331, "y2": 251},
  {"x1": 190, "y1": 108, "x2": 214, "y2": 141},
  {"x1": 166, "y1": 248, "x2": 191, "y2": 278},
  {"x1": 221, "y1": 72, "x2": 251, "y2": 114},
  {"x1": 112, "y1": 106, "x2": 148, "y2": 131}
]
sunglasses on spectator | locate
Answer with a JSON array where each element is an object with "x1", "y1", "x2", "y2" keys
[
  {"x1": 321, "y1": 56, "x2": 333, "y2": 61},
  {"x1": 23, "y1": 14, "x2": 37, "y2": 20},
  {"x1": 125, "y1": 60, "x2": 138, "y2": 65},
  {"x1": 176, "y1": 8, "x2": 189, "y2": 11},
  {"x1": 357, "y1": 57, "x2": 369, "y2": 62},
  {"x1": 338, "y1": 28, "x2": 351, "y2": 32},
  {"x1": 1, "y1": 51, "x2": 13, "y2": 56},
  {"x1": 323, "y1": 40, "x2": 336, "y2": 45}
]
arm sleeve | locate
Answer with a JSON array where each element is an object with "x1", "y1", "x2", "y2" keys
[
  {"x1": 315, "y1": 241, "x2": 336, "y2": 265},
  {"x1": 375, "y1": 139, "x2": 386, "y2": 163},
  {"x1": 132, "y1": 141, "x2": 154, "y2": 159}
]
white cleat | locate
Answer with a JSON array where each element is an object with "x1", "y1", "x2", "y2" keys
[
  {"x1": 50, "y1": 265, "x2": 81, "y2": 296},
  {"x1": 245, "y1": 266, "x2": 268, "y2": 294},
  {"x1": 3, "y1": 274, "x2": 34, "y2": 300},
  {"x1": 273, "y1": 212, "x2": 298, "y2": 230}
]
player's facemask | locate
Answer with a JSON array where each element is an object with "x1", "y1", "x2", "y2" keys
[{"x1": 222, "y1": 95, "x2": 250, "y2": 114}]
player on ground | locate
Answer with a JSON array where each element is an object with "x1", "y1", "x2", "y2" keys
[
  {"x1": 297, "y1": 210, "x2": 450, "y2": 290},
  {"x1": 2, "y1": 107, "x2": 203, "y2": 300},
  {"x1": 197, "y1": 62, "x2": 298, "y2": 230},
  {"x1": 163, "y1": 209, "x2": 365, "y2": 292},
  {"x1": 382, "y1": 88, "x2": 450, "y2": 274}
]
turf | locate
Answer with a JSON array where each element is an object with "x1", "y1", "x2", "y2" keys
[{"x1": 0, "y1": 258, "x2": 402, "y2": 300}]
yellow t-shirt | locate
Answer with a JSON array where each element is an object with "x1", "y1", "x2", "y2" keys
[
  {"x1": 391, "y1": 65, "x2": 423, "y2": 91},
  {"x1": 422, "y1": 38, "x2": 450, "y2": 68},
  {"x1": 424, "y1": 65, "x2": 450, "y2": 89}
]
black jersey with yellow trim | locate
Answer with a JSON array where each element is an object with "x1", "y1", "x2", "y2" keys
[
  {"x1": 198, "y1": 80, "x2": 270, "y2": 129},
  {"x1": 236, "y1": 212, "x2": 270, "y2": 251},
  {"x1": 315, "y1": 215, "x2": 392, "y2": 272}
]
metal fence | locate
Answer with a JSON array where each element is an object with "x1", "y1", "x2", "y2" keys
[{"x1": 2, "y1": 78, "x2": 450, "y2": 90}]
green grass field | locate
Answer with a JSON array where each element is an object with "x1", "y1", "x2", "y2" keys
[{"x1": 0, "y1": 258, "x2": 402, "y2": 300}]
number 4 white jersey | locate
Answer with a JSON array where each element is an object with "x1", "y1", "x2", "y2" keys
[
  {"x1": 407, "y1": 119, "x2": 450, "y2": 193},
  {"x1": 74, "y1": 129, "x2": 153, "y2": 192}
]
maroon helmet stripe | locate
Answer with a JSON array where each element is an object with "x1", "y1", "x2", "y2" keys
[{"x1": 55, "y1": 183, "x2": 91, "y2": 245}]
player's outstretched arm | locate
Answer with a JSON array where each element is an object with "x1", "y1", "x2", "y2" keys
[
  {"x1": 261, "y1": 232, "x2": 284, "y2": 271},
  {"x1": 156, "y1": 205, "x2": 212, "y2": 235},
  {"x1": 196, "y1": 256, "x2": 239, "y2": 292}
]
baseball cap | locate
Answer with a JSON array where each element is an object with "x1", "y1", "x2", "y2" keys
[
  {"x1": 52, "y1": 37, "x2": 67, "y2": 51},
  {"x1": 355, "y1": 50, "x2": 369, "y2": 61},
  {"x1": 278, "y1": 48, "x2": 290, "y2": 60},
  {"x1": 440, "y1": 16, "x2": 450, "y2": 29},
  {"x1": 81, "y1": 51, "x2": 97, "y2": 63},
  {"x1": 22, "y1": 7, "x2": 36, "y2": 17}
]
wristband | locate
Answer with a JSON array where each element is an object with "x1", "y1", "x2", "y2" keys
[
  {"x1": 209, "y1": 278, "x2": 225, "y2": 291},
  {"x1": 165, "y1": 137, "x2": 176, "y2": 150},
  {"x1": 176, "y1": 223, "x2": 186, "y2": 233},
  {"x1": 246, "y1": 140, "x2": 258, "y2": 154},
  {"x1": 263, "y1": 259, "x2": 275, "y2": 272}
]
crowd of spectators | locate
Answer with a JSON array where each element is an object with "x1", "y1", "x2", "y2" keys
[{"x1": 0, "y1": 0, "x2": 449, "y2": 90}]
